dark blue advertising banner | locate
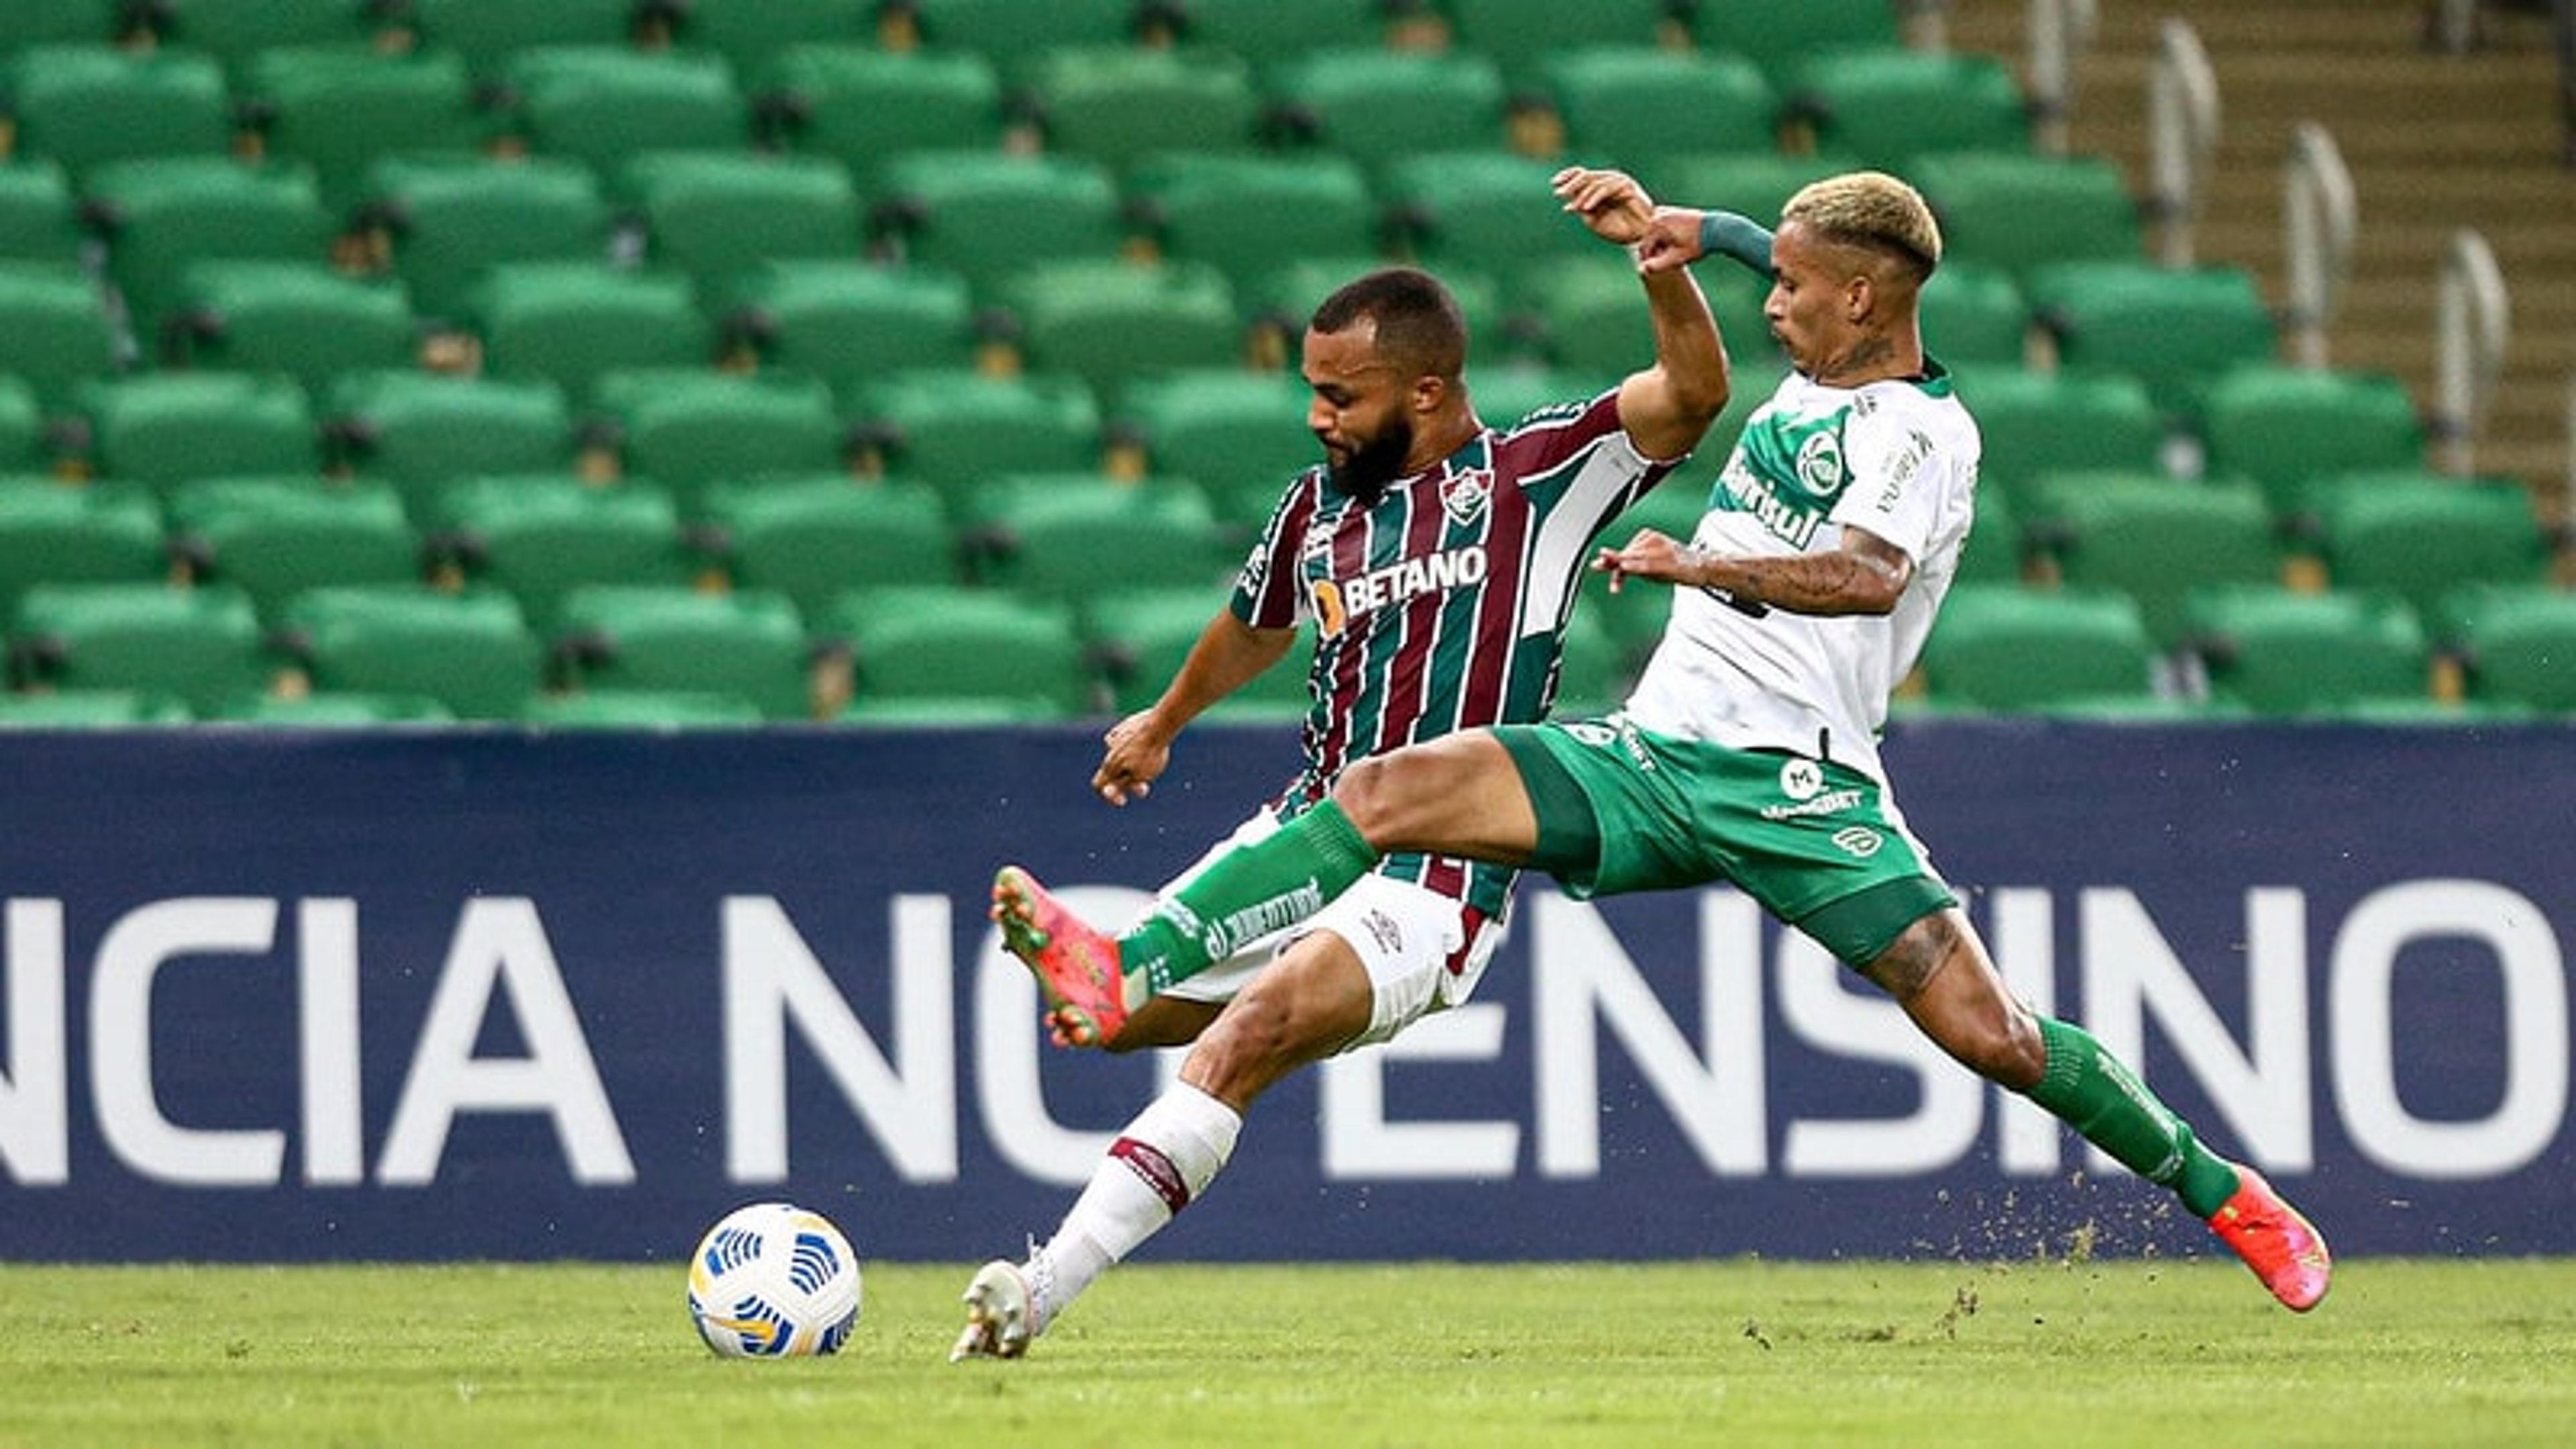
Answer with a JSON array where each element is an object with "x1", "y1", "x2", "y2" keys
[{"x1": 0, "y1": 720, "x2": 2567, "y2": 1265}]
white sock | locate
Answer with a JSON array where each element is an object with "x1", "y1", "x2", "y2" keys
[{"x1": 1032, "y1": 1082, "x2": 1242, "y2": 1322}]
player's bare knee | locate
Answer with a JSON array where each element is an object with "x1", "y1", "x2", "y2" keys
[{"x1": 1334, "y1": 751, "x2": 1449, "y2": 845}]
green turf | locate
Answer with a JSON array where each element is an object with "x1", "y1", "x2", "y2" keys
[{"x1": 0, "y1": 1258, "x2": 2569, "y2": 1447}]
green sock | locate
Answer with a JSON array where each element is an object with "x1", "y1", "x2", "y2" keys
[
  {"x1": 2024, "y1": 1017, "x2": 2242, "y2": 1218},
  {"x1": 1120, "y1": 800, "x2": 1383, "y2": 996}
]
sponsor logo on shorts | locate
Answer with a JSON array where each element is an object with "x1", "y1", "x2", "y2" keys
[
  {"x1": 1764, "y1": 757, "x2": 1860, "y2": 820},
  {"x1": 1779, "y1": 757, "x2": 1825, "y2": 800},
  {"x1": 1831, "y1": 826, "x2": 1884, "y2": 858},
  {"x1": 1360, "y1": 908, "x2": 1404, "y2": 956},
  {"x1": 1564, "y1": 721, "x2": 1619, "y2": 749}
]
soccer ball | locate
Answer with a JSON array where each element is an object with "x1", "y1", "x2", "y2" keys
[{"x1": 686, "y1": 1202, "x2": 863, "y2": 1358}]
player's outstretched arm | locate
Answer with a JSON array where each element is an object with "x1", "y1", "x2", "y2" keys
[
  {"x1": 1091, "y1": 610, "x2": 1297, "y2": 806},
  {"x1": 1593, "y1": 523, "x2": 1913, "y2": 618},
  {"x1": 1552, "y1": 167, "x2": 1729, "y2": 462}
]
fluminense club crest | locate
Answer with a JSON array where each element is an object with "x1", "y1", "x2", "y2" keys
[{"x1": 1440, "y1": 466, "x2": 1493, "y2": 525}]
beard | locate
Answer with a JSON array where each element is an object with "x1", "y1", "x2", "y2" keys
[{"x1": 1325, "y1": 418, "x2": 1413, "y2": 502}]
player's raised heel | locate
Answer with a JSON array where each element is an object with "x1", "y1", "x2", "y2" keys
[
  {"x1": 948, "y1": 1256, "x2": 1051, "y2": 1362},
  {"x1": 2206, "y1": 1166, "x2": 2332, "y2": 1311},
  {"x1": 989, "y1": 865, "x2": 1131, "y2": 1047}
]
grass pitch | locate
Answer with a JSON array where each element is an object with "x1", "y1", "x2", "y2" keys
[{"x1": 0, "y1": 1257, "x2": 2568, "y2": 1448}]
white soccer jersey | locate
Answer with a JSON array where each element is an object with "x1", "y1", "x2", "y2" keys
[{"x1": 1621, "y1": 363, "x2": 1981, "y2": 784}]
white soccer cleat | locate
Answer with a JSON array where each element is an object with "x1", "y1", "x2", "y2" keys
[{"x1": 948, "y1": 1256, "x2": 1052, "y2": 1361}]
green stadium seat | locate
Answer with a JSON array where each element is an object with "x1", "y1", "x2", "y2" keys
[
  {"x1": 0, "y1": 688, "x2": 191, "y2": 726},
  {"x1": 1540, "y1": 46, "x2": 1778, "y2": 166},
  {"x1": 1452, "y1": 1, "x2": 1686, "y2": 88},
  {"x1": 1161, "y1": 0, "x2": 1384, "y2": 62},
  {"x1": 1785, "y1": 50, "x2": 2029, "y2": 168},
  {"x1": 166, "y1": 474, "x2": 422, "y2": 622},
  {"x1": 2436, "y1": 582, "x2": 2576, "y2": 715},
  {"x1": 2182, "y1": 584, "x2": 2430, "y2": 715},
  {"x1": 850, "y1": 369, "x2": 1102, "y2": 496},
  {"x1": 0, "y1": 261, "x2": 119, "y2": 417},
  {"x1": 393, "y1": 0, "x2": 641, "y2": 82},
  {"x1": 0, "y1": 378, "x2": 46, "y2": 472},
  {"x1": 1125, "y1": 152, "x2": 1378, "y2": 299},
  {"x1": 715, "y1": 260, "x2": 978, "y2": 396},
  {"x1": 829, "y1": 583, "x2": 1095, "y2": 715},
  {"x1": 239, "y1": 46, "x2": 481, "y2": 215},
  {"x1": 1511, "y1": 252, "x2": 1666, "y2": 380},
  {"x1": 1109, "y1": 368, "x2": 1316, "y2": 524},
  {"x1": 280, "y1": 583, "x2": 544, "y2": 718},
  {"x1": 888, "y1": 0, "x2": 1144, "y2": 79},
  {"x1": 1694, "y1": 0, "x2": 1896, "y2": 81},
  {"x1": 1267, "y1": 50, "x2": 1510, "y2": 168},
  {"x1": 1952, "y1": 366, "x2": 2165, "y2": 504},
  {"x1": 0, "y1": 4, "x2": 120, "y2": 49},
  {"x1": 757, "y1": 44, "x2": 1004, "y2": 180},
  {"x1": 466, "y1": 263, "x2": 714, "y2": 403},
  {"x1": 1386, "y1": 150, "x2": 1603, "y2": 273},
  {"x1": 592, "y1": 369, "x2": 845, "y2": 517},
  {"x1": 1001, "y1": 259, "x2": 1245, "y2": 394},
  {"x1": 617, "y1": 151, "x2": 865, "y2": 297},
  {"x1": 2019, "y1": 472, "x2": 2279, "y2": 649},
  {"x1": 2194, "y1": 364, "x2": 2424, "y2": 517},
  {"x1": 553, "y1": 584, "x2": 815, "y2": 720},
  {"x1": 4, "y1": 44, "x2": 233, "y2": 178},
  {"x1": 503, "y1": 47, "x2": 752, "y2": 176},
  {"x1": 1021, "y1": 46, "x2": 1263, "y2": 166},
  {"x1": 0, "y1": 477, "x2": 167, "y2": 619},
  {"x1": 130, "y1": 0, "x2": 375, "y2": 70},
  {"x1": 83, "y1": 157, "x2": 338, "y2": 337},
  {"x1": 522, "y1": 688, "x2": 766, "y2": 729},
  {"x1": 75, "y1": 373, "x2": 319, "y2": 490},
  {"x1": 698, "y1": 474, "x2": 960, "y2": 618},
  {"x1": 0, "y1": 160, "x2": 82, "y2": 264},
  {"x1": 427, "y1": 474, "x2": 690, "y2": 631},
  {"x1": 9, "y1": 580, "x2": 268, "y2": 713},
  {"x1": 1466, "y1": 364, "x2": 1622, "y2": 437},
  {"x1": 836, "y1": 692, "x2": 1074, "y2": 725},
  {"x1": 1915, "y1": 261, "x2": 2031, "y2": 368},
  {"x1": 1918, "y1": 583, "x2": 2161, "y2": 711},
  {"x1": 1910, "y1": 151, "x2": 2142, "y2": 286},
  {"x1": 2027, "y1": 261, "x2": 2277, "y2": 419},
  {"x1": 1633, "y1": 150, "x2": 1848, "y2": 230},
  {"x1": 873, "y1": 150, "x2": 1126, "y2": 290},
  {"x1": 216, "y1": 690, "x2": 456, "y2": 726},
  {"x1": 161, "y1": 262, "x2": 420, "y2": 396},
  {"x1": 961, "y1": 473, "x2": 1232, "y2": 598},
  {"x1": 324, "y1": 371, "x2": 578, "y2": 514},
  {"x1": 671, "y1": 0, "x2": 874, "y2": 76},
  {"x1": 1953, "y1": 482, "x2": 2025, "y2": 586},
  {"x1": 1083, "y1": 583, "x2": 1311, "y2": 715},
  {"x1": 359, "y1": 154, "x2": 614, "y2": 323},
  {"x1": 2303, "y1": 473, "x2": 2550, "y2": 616}
]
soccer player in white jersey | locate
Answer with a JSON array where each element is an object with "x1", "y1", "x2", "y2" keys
[
  {"x1": 948, "y1": 167, "x2": 1731, "y2": 1360},
  {"x1": 991, "y1": 170, "x2": 2334, "y2": 1321}
]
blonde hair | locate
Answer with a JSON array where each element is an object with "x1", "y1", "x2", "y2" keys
[{"x1": 1782, "y1": 171, "x2": 1942, "y2": 280}]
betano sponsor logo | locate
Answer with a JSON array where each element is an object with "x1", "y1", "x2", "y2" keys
[{"x1": 1311, "y1": 546, "x2": 1489, "y2": 637}]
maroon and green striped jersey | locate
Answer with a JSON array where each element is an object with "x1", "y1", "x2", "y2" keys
[{"x1": 1230, "y1": 388, "x2": 1677, "y2": 913}]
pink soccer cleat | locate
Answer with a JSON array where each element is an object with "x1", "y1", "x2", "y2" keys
[
  {"x1": 2206, "y1": 1166, "x2": 2332, "y2": 1311},
  {"x1": 990, "y1": 865, "x2": 1132, "y2": 1047}
]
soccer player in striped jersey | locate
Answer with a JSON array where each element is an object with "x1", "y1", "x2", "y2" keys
[
  {"x1": 949, "y1": 166, "x2": 1729, "y2": 1360},
  {"x1": 985, "y1": 170, "x2": 2332, "y2": 1324}
]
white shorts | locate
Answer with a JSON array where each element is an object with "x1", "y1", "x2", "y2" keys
[{"x1": 1141, "y1": 809, "x2": 1507, "y2": 1050}]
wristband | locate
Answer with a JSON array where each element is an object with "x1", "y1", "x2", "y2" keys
[{"x1": 1696, "y1": 209, "x2": 1776, "y2": 276}]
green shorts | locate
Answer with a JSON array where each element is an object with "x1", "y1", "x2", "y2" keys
[{"x1": 1491, "y1": 714, "x2": 1957, "y2": 967}]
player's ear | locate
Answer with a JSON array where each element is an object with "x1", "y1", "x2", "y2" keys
[
  {"x1": 1410, "y1": 372, "x2": 1448, "y2": 414},
  {"x1": 1843, "y1": 273, "x2": 1874, "y2": 323}
]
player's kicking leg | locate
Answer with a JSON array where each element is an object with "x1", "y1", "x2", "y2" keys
[
  {"x1": 947, "y1": 1254, "x2": 1055, "y2": 1361},
  {"x1": 2206, "y1": 1165, "x2": 2332, "y2": 1311},
  {"x1": 991, "y1": 865, "x2": 1136, "y2": 1046}
]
